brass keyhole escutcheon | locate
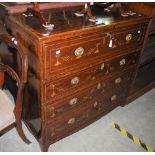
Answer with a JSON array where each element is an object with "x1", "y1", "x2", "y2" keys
[
  {"x1": 115, "y1": 77, "x2": 121, "y2": 84},
  {"x1": 71, "y1": 77, "x2": 80, "y2": 85},
  {"x1": 120, "y1": 58, "x2": 126, "y2": 66},
  {"x1": 68, "y1": 118, "x2": 75, "y2": 125},
  {"x1": 69, "y1": 98, "x2": 78, "y2": 106},
  {"x1": 126, "y1": 34, "x2": 132, "y2": 42},
  {"x1": 74, "y1": 47, "x2": 84, "y2": 57}
]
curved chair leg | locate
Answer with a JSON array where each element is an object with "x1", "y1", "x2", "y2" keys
[
  {"x1": 14, "y1": 83, "x2": 31, "y2": 144},
  {"x1": 15, "y1": 115, "x2": 31, "y2": 144}
]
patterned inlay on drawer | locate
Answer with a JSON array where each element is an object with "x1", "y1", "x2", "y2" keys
[
  {"x1": 108, "y1": 25, "x2": 146, "y2": 49},
  {"x1": 44, "y1": 68, "x2": 133, "y2": 124},
  {"x1": 44, "y1": 25, "x2": 145, "y2": 79},
  {"x1": 108, "y1": 51, "x2": 139, "y2": 73},
  {"x1": 45, "y1": 88, "x2": 127, "y2": 142},
  {"x1": 43, "y1": 52, "x2": 138, "y2": 103},
  {"x1": 44, "y1": 33, "x2": 107, "y2": 79},
  {"x1": 44, "y1": 61, "x2": 109, "y2": 102},
  {"x1": 46, "y1": 104, "x2": 91, "y2": 142}
]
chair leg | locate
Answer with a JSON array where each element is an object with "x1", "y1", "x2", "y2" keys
[
  {"x1": 14, "y1": 83, "x2": 31, "y2": 144},
  {"x1": 15, "y1": 117, "x2": 31, "y2": 144}
]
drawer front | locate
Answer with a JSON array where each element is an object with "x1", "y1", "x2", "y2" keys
[
  {"x1": 44, "y1": 68, "x2": 133, "y2": 124},
  {"x1": 108, "y1": 51, "x2": 139, "y2": 73},
  {"x1": 45, "y1": 90, "x2": 127, "y2": 142},
  {"x1": 109, "y1": 25, "x2": 145, "y2": 49},
  {"x1": 44, "y1": 61, "x2": 108, "y2": 102},
  {"x1": 43, "y1": 51, "x2": 139, "y2": 103},
  {"x1": 44, "y1": 25, "x2": 145, "y2": 79},
  {"x1": 45, "y1": 34, "x2": 107, "y2": 79}
]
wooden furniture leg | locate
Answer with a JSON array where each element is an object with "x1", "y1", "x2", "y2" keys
[
  {"x1": 40, "y1": 143, "x2": 49, "y2": 152},
  {"x1": 0, "y1": 72, "x2": 4, "y2": 88}
]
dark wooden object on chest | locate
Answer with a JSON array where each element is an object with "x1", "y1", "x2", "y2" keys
[{"x1": 0, "y1": 3, "x2": 152, "y2": 151}]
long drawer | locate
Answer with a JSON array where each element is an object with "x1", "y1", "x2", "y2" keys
[
  {"x1": 44, "y1": 25, "x2": 145, "y2": 79},
  {"x1": 43, "y1": 51, "x2": 139, "y2": 103}
]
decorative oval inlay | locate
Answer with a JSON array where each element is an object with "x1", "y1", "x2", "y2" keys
[
  {"x1": 74, "y1": 47, "x2": 84, "y2": 57},
  {"x1": 111, "y1": 95, "x2": 117, "y2": 101},
  {"x1": 68, "y1": 118, "x2": 75, "y2": 125},
  {"x1": 115, "y1": 77, "x2": 121, "y2": 84},
  {"x1": 120, "y1": 58, "x2": 126, "y2": 66},
  {"x1": 69, "y1": 98, "x2": 78, "y2": 106},
  {"x1": 126, "y1": 34, "x2": 132, "y2": 42},
  {"x1": 71, "y1": 77, "x2": 80, "y2": 85}
]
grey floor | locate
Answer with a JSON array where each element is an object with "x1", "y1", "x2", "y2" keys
[{"x1": 0, "y1": 88, "x2": 155, "y2": 152}]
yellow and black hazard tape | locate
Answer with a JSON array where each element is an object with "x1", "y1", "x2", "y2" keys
[{"x1": 111, "y1": 121, "x2": 155, "y2": 152}]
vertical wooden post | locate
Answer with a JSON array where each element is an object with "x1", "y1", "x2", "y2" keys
[{"x1": 0, "y1": 72, "x2": 4, "y2": 88}]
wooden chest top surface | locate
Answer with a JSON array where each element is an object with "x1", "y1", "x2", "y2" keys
[{"x1": 8, "y1": 5, "x2": 148, "y2": 40}]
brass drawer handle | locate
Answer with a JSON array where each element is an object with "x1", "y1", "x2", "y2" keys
[
  {"x1": 100, "y1": 63, "x2": 105, "y2": 70},
  {"x1": 71, "y1": 77, "x2": 80, "y2": 85},
  {"x1": 120, "y1": 58, "x2": 126, "y2": 66},
  {"x1": 68, "y1": 118, "x2": 75, "y2": 125},
  {"x1": 69, "y1": 98, "x2": 78, "y2": 106},
  {"x1": 126, "y1": 34, "x2": 132, "y2": 42},
  {"x1": 74, "y1": 47, "x2": 84, "y2": 57},
  {"x1": 111, "y1": 95, "x2": 117, "y2": 101},
  {"x1": 115, "y1": 77, "x2": 121, "y2": 84}
]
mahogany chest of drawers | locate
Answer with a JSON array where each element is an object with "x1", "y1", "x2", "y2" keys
[{"x1": 4, "y1": 5, "x2": 150, "y2": 151}]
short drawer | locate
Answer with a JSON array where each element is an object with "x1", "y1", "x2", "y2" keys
[
  {"x1": 44, "y1": 25, "x2": 145, "y2": 79},
  {"x1": 44, "y1": 33, "x2": 107, "y2": 79},
  {"x1": 109, "y1": 25, "x2": 145, "y2": 50},
  {"x1": 44, "y1": 68, "x2": 133, "y2": 124},
  {"x1": 44, "y1": 61, "x2": 108, "y2": 102},
  {"x1": 43, "y1": 52, "x2": 138, "y2": 103},
  {"x1": 108, "y1": 51, "x2": 139, "y2": 73}
]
